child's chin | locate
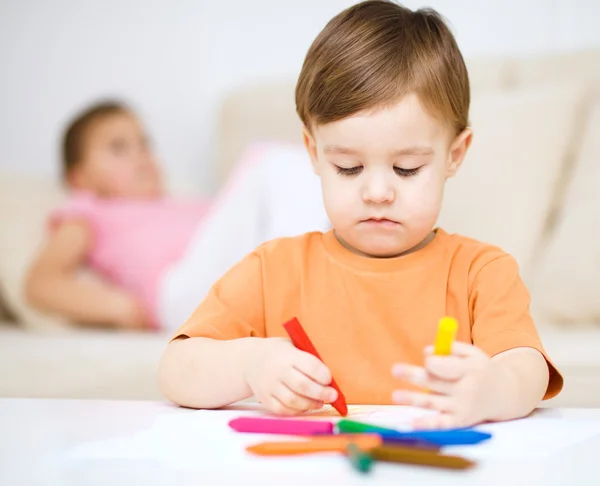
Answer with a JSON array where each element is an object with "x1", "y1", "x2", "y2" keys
[
  {"x1": 135, "y1": 185, "x2": 164, "y2": 199},
  {"x1": 357, "y1": 240, "x2": 410, "y2": 258}
]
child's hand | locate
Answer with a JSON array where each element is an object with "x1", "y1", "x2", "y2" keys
[
  {"x1": 110, "y1": 292, "x2": 151, "y2": 331},
  {"x1": 391, "y1": 342, "x2": 500, "y2": 429},
  {"x1": 244, "y1": 337, "x2": 338, "y2": 416}
]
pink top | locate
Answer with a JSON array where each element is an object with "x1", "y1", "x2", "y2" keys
[{"x1": 49, "y1": 191, "x2": 212, "y2": 329}]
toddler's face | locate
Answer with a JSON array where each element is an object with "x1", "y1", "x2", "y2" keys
[
  {"x1": 304, "y1": 93, "x2": 471, "y2": 258},
  {"x1": 69, "y1": 112, "x2": 163, "y2": 198}
]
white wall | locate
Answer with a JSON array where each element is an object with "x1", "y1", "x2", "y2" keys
[{"x1": 1, "y1": 0, "x2": 599, "y2": 195}]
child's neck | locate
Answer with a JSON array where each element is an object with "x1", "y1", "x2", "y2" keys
[{"x1": 334, "y1": 230, "x2": 436, "y2": 259}]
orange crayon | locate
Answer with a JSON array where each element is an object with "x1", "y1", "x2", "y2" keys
[{"x1": 246, "y1": 434, "x2": 382, "y2": 456}]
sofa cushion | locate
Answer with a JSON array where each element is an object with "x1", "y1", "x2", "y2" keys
[
  {"x1": 0, "y1": 323, "x2": 167, "y2": 399},
  {"x1": 0, "y1": 173, "x2": 74, "y2": 331},
  {"x1": 530, "y1": 100, "x2": 600, "y2": 324},
  {"x1": 465, "y1": 56, "x2": 511, "y2": 91},
  {"x1": 436, "y1": 80, "x2": 587, "y2": 277},
  {"x1": 508, "y1": 49, "x2": 600, "y2": 94},
  {"x1": 217, "y1": 81, "x2": 303, "y2": 184}
]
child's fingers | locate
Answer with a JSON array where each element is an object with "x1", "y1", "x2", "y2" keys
[
  {"x1": 392, "y1": 364, "x2": 455, "y2": 395},
  {"x1": 283, "y1": 367, "x2": 337, "y2": 403},
  {"x1": 412, "y1": 412, "x2": 456, "y2": 430},
  {"x1": 424, "y1": 356, "x2": 466, "y2": 381},
  {"x1": 273, "y1": 382, "x2": 323, "y2": 413},
  {"x1": 260, "y1": 395, "x2": 300, "y2": 416},
  {"x1": 392, "y1": 364, "x2": 427, "y2": 385},
  {"x1": 292, "y1": 352, "x2": 332, "y2": 386},
  {"x1": 391, "y1": 390, "x2": 455, "y2": 413},
  {"x1": 424, "y1": 342, "x2": 482, "y2": 358},
  {"x1": 449, "y1": 342, "x2": 482, "y2": 357}
]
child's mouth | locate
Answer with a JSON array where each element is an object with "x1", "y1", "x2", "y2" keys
[{"x1": 363, "y1": 218, "x2": 400, "y2": 228}]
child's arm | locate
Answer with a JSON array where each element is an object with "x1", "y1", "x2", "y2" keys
[
  {"x1": 158, "y1": 248, "x2": 338, "y2": 413},
  {"x1": 487, "y1": 346, "x2": 550, "y2": 420},
  {"x1": 159, "y1": 335, "x2": 337, "y2": 413},
  {"x1": 25, "y1": 220, "x2": 148, "y2": 329},
  {"x1": 391, "y1": 252, "x2": 561, "y2": 429},
  {"x1": 158, "y1": 336, "x2": 259, "y2": 409}
]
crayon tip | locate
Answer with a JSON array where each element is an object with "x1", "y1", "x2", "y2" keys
[
  {"x1": 346, "y1": 443, "x2": 374, "y2": 474},
  {"x1": 434, "y1": 316, "x2": 458, "y2": 355}
]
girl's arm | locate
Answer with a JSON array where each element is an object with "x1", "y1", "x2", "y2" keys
[{"x1": 25, "y1": 220, "x2": 148, "y2": 329}]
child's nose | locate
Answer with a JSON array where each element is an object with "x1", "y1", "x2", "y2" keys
[{"x1": 363, "y1": 175, "x2": 395, "y2": 204}]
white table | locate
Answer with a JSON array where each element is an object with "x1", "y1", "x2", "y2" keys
[{"x1": 1, "y1": 399, "x2": 600, "y2": 486}]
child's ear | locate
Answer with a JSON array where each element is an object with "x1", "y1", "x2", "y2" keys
[
  {"x1": 446, "y1": 128, "x2": 473, "y2": 178},
  {"x1": 302, "y1": 127, "x2": 320, "y2": 175}
]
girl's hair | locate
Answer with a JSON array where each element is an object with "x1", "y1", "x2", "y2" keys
[{"x1": 61, "y1": 100, "x2": 129, "y2": 179}]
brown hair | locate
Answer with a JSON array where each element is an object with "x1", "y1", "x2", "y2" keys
[
  {"x1": 61, "y1": 100, "x2": 129, "y2": 179},
  {"x1": 295, "y1": 0, "x2": 470, "y2": 136}
]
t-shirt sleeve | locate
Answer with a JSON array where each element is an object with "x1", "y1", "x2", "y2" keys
[
  {"x1": 47, "y1": 192, "x2": 96, "y2": 232},
  {"x1": 469, "y1": 253, "x2": 564, "y2": 400},
  {"x1": 170, "y1": 249, "x2": 266, "y2": 341}
]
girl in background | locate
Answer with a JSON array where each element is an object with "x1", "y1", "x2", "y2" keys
[{"x1": 25, "y1": 101, "x2": 327, "y2": 331}]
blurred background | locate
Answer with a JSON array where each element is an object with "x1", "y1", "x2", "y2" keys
[
  {"x1": 1, "y1": 0, "x2": 599, "y2": 193},
  {"x1": 0, "y1": 1, "x2": 599, "y2": 406}
]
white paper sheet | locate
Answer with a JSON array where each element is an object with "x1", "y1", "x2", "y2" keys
[
  {"x1": 447, "y1": 415, "x2": 600, "y2": 459},
  {"x1": 62, "y1": 404, "x2": 600, "y2": 473},
  {"x1": 62, "y1": 404, "x2": 431, "y2": 472}
]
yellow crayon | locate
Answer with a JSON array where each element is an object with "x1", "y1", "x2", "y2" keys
[{"x1": 433, "y1": 317, "x2": 458, "y2": 355}]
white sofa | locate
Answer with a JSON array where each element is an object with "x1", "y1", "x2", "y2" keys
[{"x1": 1, "y1": 50, "x2": 599, "y2": 406}]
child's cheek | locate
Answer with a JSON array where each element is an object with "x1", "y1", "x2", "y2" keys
[
  {"x1": 105, "y1": 164, "x2": 138, "y2": 195},
  {"x1": 403, "y1": 174, "x2": 444, "y2": 222},
  {"x1": 323, "y1": 179, "x2": 356, "y2": 223}
]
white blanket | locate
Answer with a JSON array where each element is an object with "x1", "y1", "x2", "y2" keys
[{"x1": 158, "y1": 143, "x2": 329, "y2": 330}]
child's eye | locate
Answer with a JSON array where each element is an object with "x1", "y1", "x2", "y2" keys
[
  {"x1": 394, "y1": 166, "x2": 422, "y2": 177},
  {"x1": 110, "y1": 139, "x2": 129, "y2": 155},
  {"x1": 335, "y1": 165, "x2": 363, "y2": 176}
]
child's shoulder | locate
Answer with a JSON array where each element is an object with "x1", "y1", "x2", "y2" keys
[
  {"x1": 438, "y1": 228, "x2": 520, "y2": 273},
  {"x1": 49, "y1": 190, "x2": 99, "y2": 225}
]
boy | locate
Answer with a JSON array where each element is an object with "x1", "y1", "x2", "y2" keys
[{"x1": 158, "y1": 0, "x2": 562, "y2": 429}]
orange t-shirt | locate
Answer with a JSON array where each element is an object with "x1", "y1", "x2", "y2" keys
[{"x1": 173, "y1": 229, "x2": 563, "y2": 404}]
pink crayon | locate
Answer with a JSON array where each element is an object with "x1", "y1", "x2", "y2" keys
[{"x1": 228, "y1": 417, "x2": 334, "y2": 436}]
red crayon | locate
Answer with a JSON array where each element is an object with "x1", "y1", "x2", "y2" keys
[{"x1": 283, "y1": 317, "x2": 348, "y2": 416}]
